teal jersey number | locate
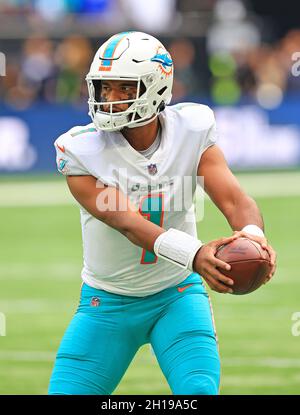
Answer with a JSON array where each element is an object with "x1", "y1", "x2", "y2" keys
[{"x1": 139, "y1": 193, "x2": 164, "y2": 264}]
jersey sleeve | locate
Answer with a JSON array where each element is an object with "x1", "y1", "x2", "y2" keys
[
  {"x1": 170, "y1": 102, "x2": 218, "y2": 177},
  {"x1": 199, "y1": 108, "x2": 218, "y2": 155},
  {"x1": 54, "y1": 134, "x2": 90, "y2": 176},
  {"x1": 194, "y1": 106, "x2": 218, "y2": 174}
]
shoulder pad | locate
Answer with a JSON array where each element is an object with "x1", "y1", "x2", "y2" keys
[
  {"x1": 54, "y1": 123, "x2": 105, "y2": 155},
  {"x1": 169, "y1": 103, "x2": 215, "y2": 132}
]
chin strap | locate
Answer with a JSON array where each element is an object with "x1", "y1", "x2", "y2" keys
[{"x1": 127, "y1": 100, "x2": 166, "y2": 129}]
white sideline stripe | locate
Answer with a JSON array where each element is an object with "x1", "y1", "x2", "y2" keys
[
  {"x1": 222, "y1": 376, "x2": 288, "y2": 387},
  {"x1": 0, "y1": 351, "x2": 56, "y2": 361},
  {"x1": 0, "y1": 351, "x2": 299, "y2": 369},
  {"x1": 0, "y1": 263, "x2": 82, "y2": 281},
  {"x1": 0, "y1": 172, "x2": 300, "y2": 206},
  {"x1": 0, "y1": 299, "x2": 77, "y2": 313},
  {"x1": 221, "y1": 357, "x2": 300, "y2": 368},
  {"x1": 197, "y1": 171, "x2": 300, "y2": 199},
  {"x1": 0, "y1": 181, "x2": 76, "y2": 207}
]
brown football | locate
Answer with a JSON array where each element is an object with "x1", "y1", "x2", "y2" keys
[{"x1": 215, "y1": 237, "x2": 272, "y2": 295}]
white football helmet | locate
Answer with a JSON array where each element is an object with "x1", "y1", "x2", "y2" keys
[{"x1": 86, "y1": 31, "x2": 173, "y2": 131}]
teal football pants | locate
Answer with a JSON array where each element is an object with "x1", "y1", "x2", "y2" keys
[{"x1": 48, "y1": 272, "x2": 220, "y2": 395}]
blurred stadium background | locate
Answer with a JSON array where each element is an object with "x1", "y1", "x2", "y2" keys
[{"x1": 0, "y1": 0, "x2": 300, "y2": 395}]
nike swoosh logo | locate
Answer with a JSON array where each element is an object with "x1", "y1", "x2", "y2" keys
[
  {"x1": 57, "y1": 144, "x2": 65, "y2": 153},
  {"x1": 177, "y1": 284, "x2": 194, "y2": 293}
]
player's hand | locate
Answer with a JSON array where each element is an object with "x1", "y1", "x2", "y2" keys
[
  {"x1": 232, "y1": 230, "x2": 277, "y2": 283},
  {"x1": 193, "y1": 235, "x2": 239, "y2": 294}
]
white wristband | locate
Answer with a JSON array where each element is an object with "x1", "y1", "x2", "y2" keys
[
  {"x1": 153, "y1": 228, "x2": 203, "y2": 272},
  {"x1": 241, "y1": 224, "x2": 265, "y2": 238}
]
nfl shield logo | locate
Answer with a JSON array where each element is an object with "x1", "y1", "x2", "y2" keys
[
  {"x1": 147, "y1": 164, "x2": 158, "y2": 175},
  {"x1": 91, "y1": 297, "x2": 100, "y2": 307}
]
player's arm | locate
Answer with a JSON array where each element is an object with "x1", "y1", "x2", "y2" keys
[
  {"x1": 197, "y1": 144, "x2": 276, "y2": 281},
  {"x1": 66, "y1": 175, "x2": 164, "y2": 253},
  {"x1": 198, "y1": 144, "x2": 264, "y2": 230}
]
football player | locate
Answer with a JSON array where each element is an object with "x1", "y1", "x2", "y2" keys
[{"x1": 49, "y1": 32, "x2": 276, "y2": 395}]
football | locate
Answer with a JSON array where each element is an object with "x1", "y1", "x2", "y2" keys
[{"x1": 215, "y1": 237, "x2": 272, "y2": 295}]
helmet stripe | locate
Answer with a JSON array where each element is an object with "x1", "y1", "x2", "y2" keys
[{"x1": 99, "y1": 32, "x2": 131, "y2": 71}]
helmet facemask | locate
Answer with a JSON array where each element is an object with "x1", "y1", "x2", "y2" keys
[{"x1": 86, "y1": 73, "x2": 167, "y2": 131}]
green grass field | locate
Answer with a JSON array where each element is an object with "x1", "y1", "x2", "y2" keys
[{"x1": 0, "y1": 172, "x2": 299, "y2": 394}]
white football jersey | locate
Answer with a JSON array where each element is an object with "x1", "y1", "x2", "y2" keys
[{"x1": 54, "y1": 103, "x2": 217, "y2": 296}]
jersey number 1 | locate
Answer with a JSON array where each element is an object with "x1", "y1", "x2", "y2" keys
[{"x1": 139, "y1": 193, "x2": 164, "y2": 264}]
